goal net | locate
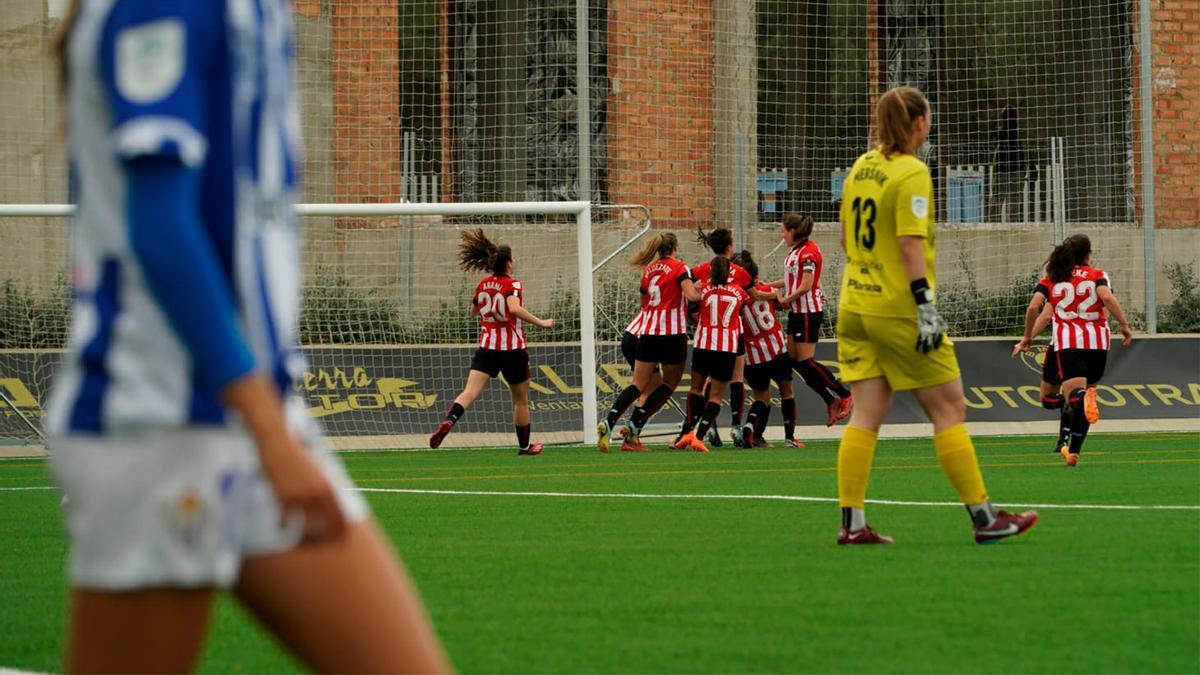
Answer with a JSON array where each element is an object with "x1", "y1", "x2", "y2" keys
[{"x1": 0, "y1": 1, "x2": 1161, "y2": 447}]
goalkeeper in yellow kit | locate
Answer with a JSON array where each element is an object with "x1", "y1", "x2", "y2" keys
[{"x1": 834, "y1": 86, "x2": 1038, "y2": 545}]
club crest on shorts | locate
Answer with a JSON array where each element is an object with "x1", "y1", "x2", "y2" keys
[{"x1": 165, "y1": 490, "x2": 212, "y2": 549}]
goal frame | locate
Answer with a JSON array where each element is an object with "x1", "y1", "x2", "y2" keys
[{"x1": 0, "y1": 201, "x2": 601, "y2": 446}]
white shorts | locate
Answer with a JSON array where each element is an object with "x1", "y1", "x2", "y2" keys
[{"x1": 48, "y1": 399, "x2": 369, "y2": 590}]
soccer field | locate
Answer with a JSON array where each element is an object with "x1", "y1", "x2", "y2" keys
[{"x1": 1, "y1": 432, "x2": 1197, "y2": 673}]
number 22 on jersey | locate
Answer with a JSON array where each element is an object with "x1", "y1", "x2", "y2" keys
[{"x1": 1053, "y1": 280, "x2": 1099, "y2": 321}]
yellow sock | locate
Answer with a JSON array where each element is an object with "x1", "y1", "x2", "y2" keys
[
  {"x1": 934, "y1": 423, "x2": 989, "y2": 505},
  {"x1": 838, "y1": 425, "x2": 878, "y2": 509}
]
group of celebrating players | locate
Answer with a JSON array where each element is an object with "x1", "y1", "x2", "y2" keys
[
  {"x1": 427, "y1": 217, "x2": 854, "y2": 456},
  {"x1": 433, "y1": 85, "x2": 1135, "y2": 547}
]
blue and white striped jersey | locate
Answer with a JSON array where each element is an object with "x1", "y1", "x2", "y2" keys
[{"x1": 46, "y1": 0, "x2": 304, "y2": 436}]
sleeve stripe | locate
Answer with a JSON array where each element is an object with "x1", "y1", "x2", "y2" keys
[{"x1": 113, "y1": 116, "x2": 208, "y2": 167}]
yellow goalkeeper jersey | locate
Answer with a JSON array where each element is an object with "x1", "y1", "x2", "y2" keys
[{"x1": 838, "y1": 147, "x2": 937, "y2": 319}]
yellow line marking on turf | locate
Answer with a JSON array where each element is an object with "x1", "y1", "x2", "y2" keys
[{"x1": 354, "y1": 456, "x2": 1200, "y2": 485}]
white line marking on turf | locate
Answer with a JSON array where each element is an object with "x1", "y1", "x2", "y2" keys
[
  {"x1": 357, "y1": 488, "x2": 1200, "y2": 511},
  {"x1": 4, "y1": 485, "x2": 1198, "y2": 511}
]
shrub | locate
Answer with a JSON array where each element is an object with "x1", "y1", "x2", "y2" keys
[
  {"x1": 1158, "y1": 261, "x2": 1200, "y2": 334},
  {"x1": 0, "y1": 275, "x2": 69, "y2": 349}
]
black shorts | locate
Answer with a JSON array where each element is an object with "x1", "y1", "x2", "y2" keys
[
  {"x1": 635, "y1": 334, "x2": 688, "y2": 366},
  {"x1": 787, "y1": 311, "x2": 823, "y2": 343},
  {"x1": 691, "y1": 348, "x2": 737, "y2": 382},
  {"x1": 470, "y1": 348, "x2": 530, "y2": 385},
  {"x1": 623, "y1": 332, "x2": 663, "y2": 372},
  {"x1": 1054, "y1": 348, "x2": 1107, "y2": 385},
  {"x1": 621, "y1": 331, "x2": 639, "y2": 368},
  {"x1": 736, "y1": 337, "x2": 746, "y2": 357},
  {"x1": 744, "y1": 354, "x2": 792, "y2": 392},
  {"x1": 1041, "y1": 344, "x2": 1062, "y2": 386}
]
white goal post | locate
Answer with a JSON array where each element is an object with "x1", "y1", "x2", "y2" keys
[{"x1": 0, "y1": 201, "x2": 600, "y2": 447}]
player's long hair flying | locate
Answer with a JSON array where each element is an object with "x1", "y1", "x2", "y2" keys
[
  {"x1": 630, "y1": 232, "x2": 678, "y2": 267},
  {"x1": 458, "y1": 228, "x2": 512, "y2": 276},
  {"x1": 1046, "y1": 234, "x2": 1092, "y2": 284},
  {"x1": 696, "y1": 227, "x2": 733, "y2": 255}
]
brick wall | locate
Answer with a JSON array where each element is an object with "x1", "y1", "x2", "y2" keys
[
  {"x1": 1150, "y1": 0, "x2": 1199, "y2": 229},
  {"x1": 329, "y1": 0, "x2": 402, "y2": 204},
  {"x1": 606, "y1": 0, "x2": 715, "y2": 230}
]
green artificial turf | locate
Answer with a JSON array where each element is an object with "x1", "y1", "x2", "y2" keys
[{"x1": 1, "y1": 432, "x2": 1197, "y2": 673}]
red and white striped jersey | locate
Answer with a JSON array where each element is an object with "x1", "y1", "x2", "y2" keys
[
  {"x1": 741, "y1": 282, "x2": 787, "y2": 365},
  {"x1": 693, "y1": 284, "x2": 750, "y2": 353},
  {"x1": 1035, "y1": 265, "x2": 1111, "y2": 350},
  {"x1": 628, "y1": 258, "x2": 691, "y2": 336},
  {"x1": 783, "y1": 240, "x2": 825, "y2": 313},
  {"x1": 691, "y1": 259, "x2": 752, "y2": 291},
  {"x1": 474, "y1": 275, "x2": 526, "y2": 350}
]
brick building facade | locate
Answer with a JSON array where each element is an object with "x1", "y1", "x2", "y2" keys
[{"x1": 313, "y1": 1, "x2": 1194, "y2": 228}]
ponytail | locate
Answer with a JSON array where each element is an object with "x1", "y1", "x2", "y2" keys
[
  {"x1": 781, "y1": 212, "x2": 814, "y2": 245},
  {"x1": 695, "y1": 227, "x2": 734, "y2": 255},
  {"x1": 876, "y1": 86, "x2": 930, "y2": 158},
  {"x1": 731, "y1": 249, "x2": 757, "y2": 281},
  {"x1": 709, "y1": 256, "x2": 730, "y2": 287},
  {"x1": 1045, "y1": 234, "x2": 1092, "y2": 283},
  {"x1": 458, "y1": 228, "x2": 513, "y2": 275},
  {"x1": 630, "y1": 232, "x2": 678, "y2": 267}
]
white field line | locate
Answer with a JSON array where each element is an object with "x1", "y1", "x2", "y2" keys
[
  {"x1": 4, "y1": 484, "x2": 1197, "y2": 511},
  {"x1": 361, "y1": 487, "x2": 1200, "y2": 511}
]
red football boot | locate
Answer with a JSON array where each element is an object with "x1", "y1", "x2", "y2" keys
[
  {"x1": 518, "y1": 443, "x2": 544, "y2": 456},
  {"x1": 974, "y1": 510, "x2": 1038, "y2": 544},
  {"x1": 837, "y1": 525, "x2": 894, "y2": 545},
  {"x1": 429, "y1": 420, "x2": 453, "y2": 449}
]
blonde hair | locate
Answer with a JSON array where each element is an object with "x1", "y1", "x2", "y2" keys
[
  {"x1": 875, "y1": 86, "x2": 930, "y2": 158},
  {"x1": 51, "y1": 0, "x2": 83, "y2": 92},
  {"x1": 630, "y1": 232, "x2": 677, "y2": 267}
]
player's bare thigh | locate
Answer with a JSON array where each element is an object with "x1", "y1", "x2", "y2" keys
[
  {"x1": 65, "y1": 587, "x2": 215, "y2": 674},
  {"x1": 235, "y1": 520, "x2": 450, "y2": 674},
  {"x1": 912, "y1": 377, "x2": 967, "y2": 433},
  {"x1": 846, "y1": 377, "x2": 892, "y2": 432}
]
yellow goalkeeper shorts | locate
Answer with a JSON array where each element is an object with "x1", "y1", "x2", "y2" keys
[{"x1": 835, "y1": 308, "x2": 961, "y2": 391}]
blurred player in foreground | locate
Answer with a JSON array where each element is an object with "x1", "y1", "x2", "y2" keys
[
  {"x1": 48, "y1": 1, "x2": 449, "y2": 671},
  {"x1": 833, "y1": 86, "x2": 1038, "y2": 545}
]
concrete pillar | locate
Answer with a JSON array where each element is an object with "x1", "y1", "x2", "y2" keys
[{"x1": 713, "y1": 0, "x2": 757, "y2": 241}]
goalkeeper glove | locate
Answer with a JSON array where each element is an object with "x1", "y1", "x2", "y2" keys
[{"x1": 911, "y1": 278, "x2": 947, "y2": 354}]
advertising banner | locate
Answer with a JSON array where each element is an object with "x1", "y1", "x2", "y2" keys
[{"x1": 3, "y1": 338, "x2": 1197, "y2": 439}]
